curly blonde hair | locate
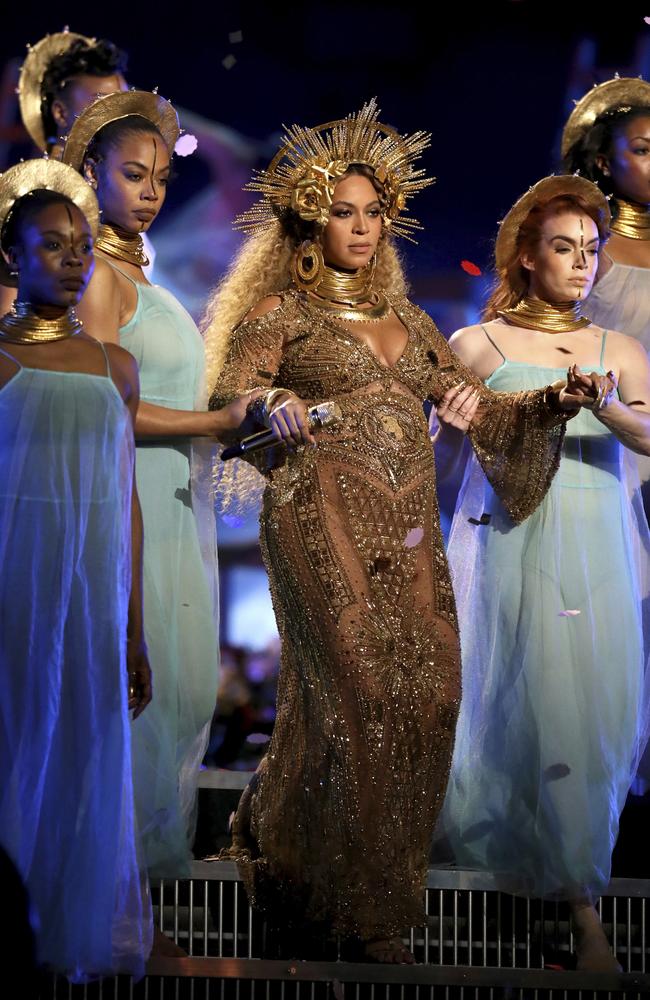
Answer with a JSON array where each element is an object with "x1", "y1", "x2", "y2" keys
[
  {"x1": 202, "y1": 165, "x2": 408, "y2": 393},
  {"x1": 202, "y1": 165, "x2": 411, "y2": 515}
]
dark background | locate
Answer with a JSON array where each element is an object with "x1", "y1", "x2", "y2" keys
[{"x1": 4, "y1": 2, "x2": 650, "y2": 291}]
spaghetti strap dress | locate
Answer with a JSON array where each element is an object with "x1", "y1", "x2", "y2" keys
[
  {"x1": 0, "y1": 341, "x2": 151, "y2": 981},
  {"x1": 111, "y1": 263, "x2": 220, "y2": 877},
  {"x1": 440, "y1": 328, "x2": 650, "y2": 899}
]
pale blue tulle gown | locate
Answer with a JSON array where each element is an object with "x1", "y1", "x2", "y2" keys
[
  {"x1": 112, "y1": 264, "x2": 219, "y2": 877},
  {"x1": 439, "y1": 328, "x2": 650, "y2": 899},
  {"x1": 0, "y1": 341, "x2": 151, "y2": 981}
]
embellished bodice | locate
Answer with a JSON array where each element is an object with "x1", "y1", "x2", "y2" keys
[{"x1": 211, "y1": 290, "x2": 570, "y2": 524}]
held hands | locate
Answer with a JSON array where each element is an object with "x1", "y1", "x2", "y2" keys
[
  {"x1": 127, "y1": 638, "x2": 152, "y2": 719},
  {"x1": 436, "y1": 382, "x2": 481, "y2": 433},
  {"x1": 559, "y1": 365, "x2": 618, "y2": 413}
]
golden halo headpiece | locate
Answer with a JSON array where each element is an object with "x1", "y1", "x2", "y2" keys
[
  {"x1": 561, "y1": 76, "x2": 650, "y2": 159},
  {"x1": 18, "y1": 30, "x2": 95, "y2": 152},
  {"x1": 0, "y1": 158, "x2": 100, "y2": 287},
  {"x1": 495, "y1": 174, "x2": 610, "y2": 272},
  {"x1": 236, "y1": 98, "x2": 434, "y2": 243},
  {"x1": 62, "y1": 90, "x2": 180, "y2": 172}
]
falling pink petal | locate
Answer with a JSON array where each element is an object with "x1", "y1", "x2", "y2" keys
[
  {"x1": 645, "y1": 16, "x2": 650, "y2": 24},
  {"x1": 222, "y1": 54, "x2": 237, "y2": 70},
  {"x1": 404, "y1": 526, "x2": 424, "y2": 548},
  {"x1": 246, "y1": 732, "x2": 270, "y2": 744},
  {"x1": 175, "y1": 133, "x2": 198, "y2": 156},
  {"x1": 558, "y1": 609, "x2": 581, "y2": 617},
  {"x1": 461, "y1": 259, "x2": 482, "y2": 276}
]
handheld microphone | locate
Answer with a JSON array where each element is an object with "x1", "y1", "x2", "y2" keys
[{"x1": 220, "y1": 401, "x2": 342, "y2": 461}]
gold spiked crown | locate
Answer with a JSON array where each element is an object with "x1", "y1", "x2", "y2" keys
[{"x1": 236, "y1": 99, "x2": 434, "y2": 242}]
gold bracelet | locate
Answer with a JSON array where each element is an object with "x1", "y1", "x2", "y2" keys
[{"x1": 543, "y1": 379, "x2": 576, "y2": 418}]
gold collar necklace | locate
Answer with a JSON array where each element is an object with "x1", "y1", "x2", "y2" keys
[
  {"x1": 0, "y1": 301, "x2": 83, "y2": 343},
  {"x1": 96, "y1": 222, "x2": 150, "y2": 268},
  {"x1": 498, "y1": 296, "x2": 590, "y2": 333},
  {"x1": 610, "y1": 198, "x2": 650, "y2": 241},
  {"x1": 301, "y1": 259, "x2": 390, "y2": 323}
]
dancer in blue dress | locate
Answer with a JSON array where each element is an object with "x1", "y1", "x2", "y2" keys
[
  {"x1": 0, "y1": 159, "x2": 151, "y2": 981},
  {"x1": 438, "y1": 175, "x2": 650, "y2": 972},
  {"x1": 62, "y1": 92, "x2": 250, "y2": 887}
]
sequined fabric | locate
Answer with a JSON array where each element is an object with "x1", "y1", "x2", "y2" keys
[{"x1": 209, "y1": 290, "x2": 568, "y2": 939}]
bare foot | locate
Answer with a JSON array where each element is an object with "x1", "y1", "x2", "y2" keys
[
  {"x1": 151, "y1": 926, "x2": 187, "y2": 958},
  {"x1": 571, "y1": 902, "x2": 622, "y2": 973},
  {"x1": 364, "y1": 937, "x2": 415, "y2": 964}
]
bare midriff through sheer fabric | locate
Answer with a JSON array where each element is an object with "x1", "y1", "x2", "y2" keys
[{"x1": 210, "y1": 289, "x2": 571, "y2": 939}]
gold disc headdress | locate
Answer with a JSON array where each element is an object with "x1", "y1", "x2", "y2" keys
[
  {"x1": 18, "y1": 30, "x2": 96, "y2": 152},
  {"x1": 495, "y1": 174, "x2": 610, "y2": 272},
  {"x1": 236, "y1": 98, "x2": 434, "y2": 243},
  {"x1": 494, "y1": 174, "x2": 610, "y2": 331},
  {"x1": 0, "y1": 157, "x2": 100, "y2": 288},
  {"x1": 61, "y1": 89, "x2": 180, "y2": 171},
  {"x1": 561, "y1": 76, "x2": 650, "y2": 159},
  {"x1": 0, "y1": 156, "x2": 99, "y2": 288}
]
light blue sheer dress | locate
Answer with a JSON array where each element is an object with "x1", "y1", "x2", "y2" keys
[
  {"x1": 113, "y1": 265, "x2": 219, "y2": 878},
  {"x1": 440, "y1": 328, "x2": 650, "y2": 899},
  {"x1": 0, "y1": 341, "x2": 151, "y2": 981}
]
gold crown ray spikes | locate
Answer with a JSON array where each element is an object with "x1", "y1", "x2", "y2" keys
[{"x1": 235, "y1": 99, "x2": 434, "y2": 243}]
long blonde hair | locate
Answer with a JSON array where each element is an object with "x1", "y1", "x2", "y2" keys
[
  {"x1": 201, "y1": 167, "x2": 410, "y2": 514},
  {"x1": 202, "y1": 171, "x2": 409, "y2": 392}
]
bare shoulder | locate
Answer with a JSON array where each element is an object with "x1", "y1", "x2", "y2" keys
[
  {"x1": 602, "y1": 327, "x2": 650, "y2": 364},
  {"x1": 105, "y1": 342, "x2": 139, "y2": 400},
  {"x1": 448, "y1": 323, "x2": 491, "y2": 364},
  {"x1": 243, "y1": 295, "x2": 284, "y2": 322},
  {"x1": 448, "y1": 323, "x2": 485, "y2": 349},
  {"x1": 88, "y1": 255, "x2": 120, "y2": 293}
]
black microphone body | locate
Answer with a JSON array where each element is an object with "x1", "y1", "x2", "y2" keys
[{"x1": 220, "y1": 401, "x2": 341, "y2": 461}]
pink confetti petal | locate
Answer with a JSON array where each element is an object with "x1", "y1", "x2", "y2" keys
[
  {"x1": 246, "y1": 732, "x2": 270, "y2": 744},
  {"x1": 461, "y1": 259, "x2": 482, "y2": 276},
  {"x1": 404, "y1": 527, "x2": 424, "y2": 548},
  {"x1": 175, "y1": 133, "x2": 198, "y2": 157},
  {"x1": 645, "y1": 16, "x2": 650, "y2": 24},
  {"x1": 558, "y1": 609, "x2": 581, "y2": 617},
  {"x1": 222, "y1": 54, "x2": 237, "y2": 70}
]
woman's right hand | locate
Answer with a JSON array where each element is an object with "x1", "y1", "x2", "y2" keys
[
  {"x1": 436, "y1": 382, "x2": 481, "y2": 433},
  {"x1": 269, "y1": 393, "x2": 317, "y2": 447}
]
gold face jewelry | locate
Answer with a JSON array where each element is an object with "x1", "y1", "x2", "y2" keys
[
  {"x1": 609, "y1": 198, "x2": 650, "y2": 240},
  {"x1": 95, "y1": 222, "x2": 150, "y2": 267},
  {"x1": 498, "y1": 296, "x2": 591, "y2": 333},
  {"x1": 235, "y1": 99, "x2": 434, "y2": 244},
  {"x1": 0, "y1": 301, "x2": 83, "y2": 343}
]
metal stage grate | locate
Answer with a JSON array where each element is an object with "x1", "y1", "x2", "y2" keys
[{"x1": 42, "y1": 865, "x2": 650, "y2": 999}]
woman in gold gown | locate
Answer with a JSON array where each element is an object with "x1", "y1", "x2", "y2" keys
[{"x1": 205, "y1": 101, "x2": 607, "y2": 962}]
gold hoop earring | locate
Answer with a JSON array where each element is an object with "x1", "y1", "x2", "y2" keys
[{"x1": 291, "y1": 240, "x2": 325, "y2": 293}]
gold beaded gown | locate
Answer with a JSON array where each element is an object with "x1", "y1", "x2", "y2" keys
[{"x1": 210, "y1": 288, "x2": 569, "y2": 940}]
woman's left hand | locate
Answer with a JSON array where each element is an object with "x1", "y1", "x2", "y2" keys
[
  {"x1": 127, "y1": 639, "x2": 153, "y2": 719},
  {"x1": 437, "y1": 382, "x2": 481, "y2": 433},
  {"x1": 561, "y1": 365, "x2": 618, "y2": 412}
]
